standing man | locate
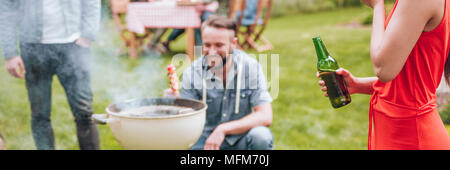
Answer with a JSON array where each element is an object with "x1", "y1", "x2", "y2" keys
[
  {"x1": 0, "y1": 0, "x2": 101, "y2": 150},
  {"x1": 165, "y1": 16, "x2": 273, "y2": 150}
]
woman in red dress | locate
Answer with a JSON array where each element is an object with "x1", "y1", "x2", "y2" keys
[{"x1": 319, "y1": 0, "x2": 450, "y2": 150}]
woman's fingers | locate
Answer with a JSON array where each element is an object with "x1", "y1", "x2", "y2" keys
[
  {"x1": 319, "y1": 80, "x2": 325, "y2": 86},
  {"x1": 317, "y1": 72, "x2": 330, "y2": 97},
  {"x1": 318, "y1": 77, "x2": 328, "y2": 97},
  {"x1": 335, "y1": 68, "x2": 350, "y2": 77},
  {"x1": 322, "y1": 87, "x2": 329, "y2": 97},
  {"x1": 319, "y1": 81, "x2": 328, "y2": 97}
]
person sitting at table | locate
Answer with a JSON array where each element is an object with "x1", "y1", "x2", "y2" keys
[
  {"x1": 129, "y1": 0, "x2": 169, "y2": 55},
  {"x1": 161, "y1": 0, "x2": 218, "y2": 52},
  {"x1": 127, "y1": 0, "x2": 171, "y2": 55},
  {"x1": 164, "y1": 15, "x2": 273, "y2": 150},
  {"x1": 234, "y1": 0, "x2": 262, "y2": 26},
  {"x1": 146, "y1": 28, "x2": 169, "y2": 55}
]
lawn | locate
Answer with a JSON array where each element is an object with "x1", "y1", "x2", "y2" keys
[{"x1": 0, "y1": 5, "x2": 448, "y2": 150}]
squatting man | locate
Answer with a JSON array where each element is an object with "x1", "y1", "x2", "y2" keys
[{"x1": 165, "y1": 15, "x2": 274, "y2": 150}]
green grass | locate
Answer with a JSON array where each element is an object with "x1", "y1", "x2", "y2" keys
[
  {"x1": 261, "y1": 7, "x2": 375, "y2": 149},
  {"x1": 0, "y1": 5, "x2": 448, "y2": 150}
]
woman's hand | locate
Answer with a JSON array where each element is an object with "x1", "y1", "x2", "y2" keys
[
  {"x1": 360, "y1": 0, "x2": 384, "y2": 8},
  {"x1": 317, "y1": 68, "x2": 359, "y2": 97},
  {"x1": 318, "y1": 68, "x2": 378, "y2": 96}
]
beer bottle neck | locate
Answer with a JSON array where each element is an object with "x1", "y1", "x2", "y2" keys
[{"x1": 313, "y1": 37, "x2": 330, "y2": 60}]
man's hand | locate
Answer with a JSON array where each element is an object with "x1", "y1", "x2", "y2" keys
[
  {"x1": 5, "y1": 56, "x2": 26, "y2": 79},
  {"x1": 204, "y1": 125, "x2": 227, "y2": 150},
  {"x1": 76, "y1": 37, "x2": 91, "y2": 48},
  {"x1": 163, "y1": 88, "x2": 180, "y2": 98}
]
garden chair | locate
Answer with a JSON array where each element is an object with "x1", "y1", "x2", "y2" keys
[
  {"x1": 232, "y1": 0, "x2": 274, "y2": 52},
  {"x1": 110, "y1": 0, "x2": 152, "y2": 59}
]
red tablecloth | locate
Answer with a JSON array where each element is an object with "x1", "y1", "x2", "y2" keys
[{"x1": 126, "y1": 1, "x2": 202, "y2": 34}]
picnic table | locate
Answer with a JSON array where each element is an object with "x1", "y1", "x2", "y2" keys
[{"x1": 126, "y1": 1, "x2": 203, "y2": 60}]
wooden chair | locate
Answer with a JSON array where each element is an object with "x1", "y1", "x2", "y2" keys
[
  {"x1": 231, "y1": 0, "x2": 273, "y2": 52},
  {"x1": 110, "y1": 0, "x2": 152, "y2": 59}
]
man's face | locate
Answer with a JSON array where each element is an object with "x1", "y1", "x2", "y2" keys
[{"x1": 202, "y1": 26, "x2": 237, "y2": 70}]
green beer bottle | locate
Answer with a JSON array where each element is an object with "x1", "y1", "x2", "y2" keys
[{"x1": 313, "y1": 36, "x2": 351, "y2": 108}]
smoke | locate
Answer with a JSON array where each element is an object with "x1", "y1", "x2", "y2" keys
[{"x1": 89, "y1": 19, "x2": 167, "y2": 104}]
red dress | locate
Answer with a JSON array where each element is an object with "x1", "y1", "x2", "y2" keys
[{"x1": 369, "y1": 0, "x2": 450, "y2": 150}]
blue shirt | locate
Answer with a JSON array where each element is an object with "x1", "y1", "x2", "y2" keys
[{"x1": 180, "y1": 49, "x2": 272, "y2": 145}]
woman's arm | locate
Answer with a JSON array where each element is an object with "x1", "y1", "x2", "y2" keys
[
  {"x1": 351, "y1": 77, "x2": 378, "y2": 95},
  {"x1": 363, "y1": 0, "x2": 438, "y2": 82},
  {"x1": 318, "y1": 68, "x2": 377, "y2": 96}
]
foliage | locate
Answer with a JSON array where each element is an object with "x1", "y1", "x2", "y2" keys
[{"x1": 271, "y1": 0, "x2": 362, "y2": 17}]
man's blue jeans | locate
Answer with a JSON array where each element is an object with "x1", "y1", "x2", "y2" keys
[
  {"x1": 191, "y1": 126, "x2": 274, "y2": 150},
  {"x1": 21, "y1": 43, "x2": 100, "y2": 150}
]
